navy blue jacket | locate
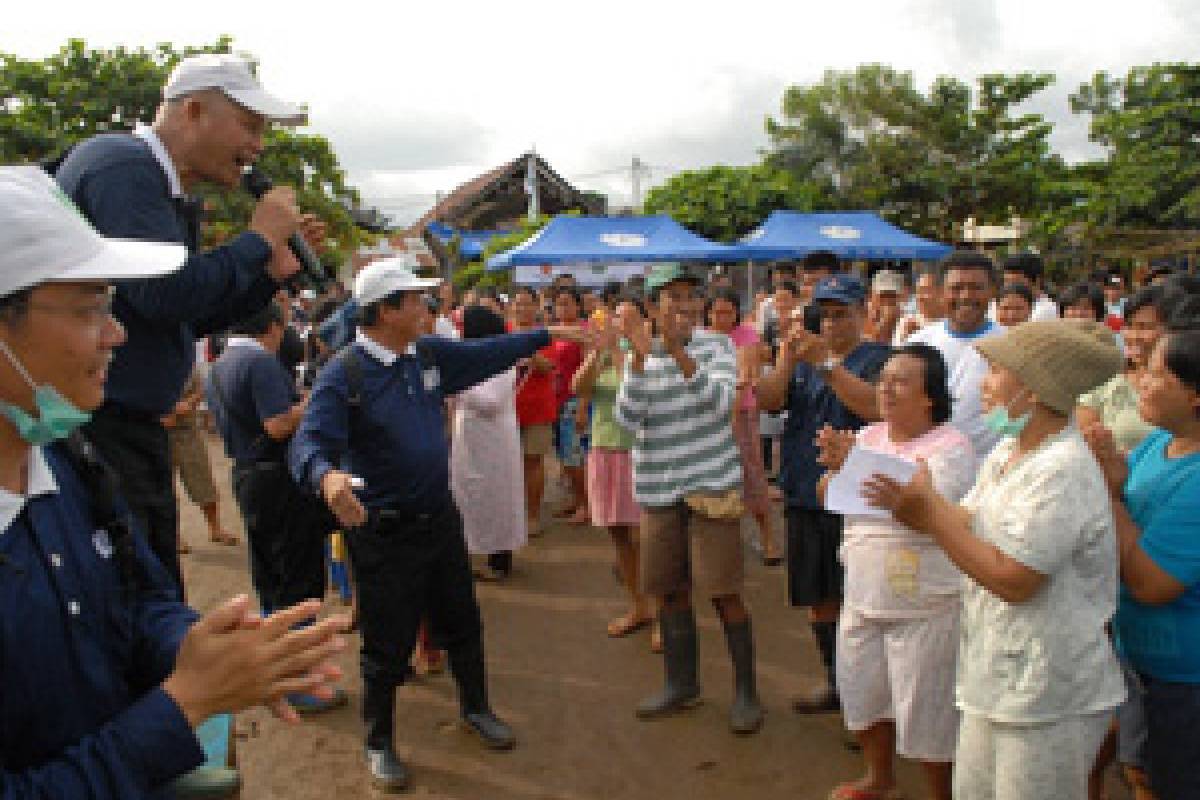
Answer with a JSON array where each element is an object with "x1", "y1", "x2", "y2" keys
[
  {"x1": 289, "y1": 329, "x2": 550, "y2": 513},
  {"x1": 781, "y1": 341, "x2": 891, "y2": 510},
  {"x1": 55, "y1": 134, "x2": 279, "y2": 415},
  {"x1": 0, "y1": 445, "x2": 202, "y2": 798}
]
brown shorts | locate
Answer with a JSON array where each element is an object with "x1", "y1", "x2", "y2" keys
[
  {"x1": 640, "y1": 503, "x2": 744, "y2": 599},
  {"x1": 169, "y1": 421, "x2": 218, "y2": 507},
  {"x1": 520, "y1": 423, "x2": 554, "y2": 456}
]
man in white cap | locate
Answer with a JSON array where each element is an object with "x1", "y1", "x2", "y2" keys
[
  {"x1": 0, "y1": 166, "x2": 350, "y2": 799},
  {"x1": 52, "y1": 53, "x2": 319, "y2": 590},
  {"x1": 289, "y1": 258, "x2": 585, "y2": 790}
]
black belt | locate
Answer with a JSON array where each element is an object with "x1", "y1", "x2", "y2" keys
[
  {"x1": 96, "y1": 402, "x2": 163, "y2": 425},
  {"x1": 364, "y1": 497, "x2": 453, "y2": 532}
]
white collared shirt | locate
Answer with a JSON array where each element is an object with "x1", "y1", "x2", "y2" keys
[
  {"x1": 133, "y1": 124, "x2": 184, "y2": 199},
  {"x1": 0, "y1": 447, "x2": 60, "y2": 533},
  {"x1": 223, "y1": 336, "x2": 267, "y2": 353},
  {"x1": 355, "y1": 331, "x2": 416, "y2": 365}
]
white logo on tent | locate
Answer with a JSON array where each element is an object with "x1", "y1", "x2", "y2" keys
[
  {"x1": 600, "y1": 233, "x2": 648, "y2": 248},
  {"x1": 820, "y1": 226, "x2": 861, "y2": 240},
  {"x1": 742, "y1": 227, "x2": 766, "y2": 242}
]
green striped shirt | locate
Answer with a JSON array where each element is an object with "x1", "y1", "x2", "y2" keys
[{"x1": 615, "y1": 330, "x2": 742, "y2": 507}]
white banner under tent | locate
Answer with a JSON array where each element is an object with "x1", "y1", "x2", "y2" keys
[{"x1": 513, "y1": 262, "x2": 652, "y2": 288}]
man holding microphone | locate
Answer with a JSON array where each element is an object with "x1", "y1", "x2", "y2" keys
[{"x1": 53, "y1": 53, "x2": 320, "y2": 589}]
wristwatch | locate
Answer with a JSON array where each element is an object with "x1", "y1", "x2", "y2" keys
[{"x1": 816, "y1": 356, "x2": 839, "y2": 378}]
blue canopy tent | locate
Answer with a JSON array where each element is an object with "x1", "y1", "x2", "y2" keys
[
  {"x1": 486, "y1": 214, "x2": 739, "y2": 270},
  {"x1": 426, "y1": 221, "x2": 508, "y2": 260},
  {"x1": 734, "y1": 211, "x2": 952, "y2": 261}
]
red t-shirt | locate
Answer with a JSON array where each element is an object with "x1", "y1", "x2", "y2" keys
[
  {"x1": 510, "y1": 322, "x2": 557, "y2": 425},
  {"x1": 545, "y1": 338, "x2": 584, "y2": 409}
]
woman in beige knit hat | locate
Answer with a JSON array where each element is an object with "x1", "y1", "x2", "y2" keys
[{"x1": 861, "y1": 319, "x2": 1126, "y2": 800}]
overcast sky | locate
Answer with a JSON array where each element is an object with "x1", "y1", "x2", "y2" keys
[{"x1": 9, "y1": 0, "x2": 1197, "y2": 225}]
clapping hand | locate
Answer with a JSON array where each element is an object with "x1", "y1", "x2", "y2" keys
[
  {"x1": 163, "y1": 596, "x2": 351, "y2": 728},
  {"x1": 815, "y1": 425, "x2": 856, "y2": 472},
  {"x1": 660, "y1": 309, "x2": 692, "y2": 353},
  {"x1": 620, "y1": 309, "x2": 652, "y2": 359},
  {"x1": 1081, "y1": 422, "x2": 1127, "y2": 499},
  {"x1": 861, "y1": 459, "x2": 937, "y2": 531},
  {"x1": 780, "y1": 326, "x2": 829, "y2": 367}
]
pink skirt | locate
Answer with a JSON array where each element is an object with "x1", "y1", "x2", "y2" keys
[
  {"x1": 733, "y1": 407, "x2": 770, "y2": 515},
  {"x1": 586, "y1": 448, "x2": 641, "y2": 528}
]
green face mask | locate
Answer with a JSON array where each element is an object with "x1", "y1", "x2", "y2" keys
[
  {"x1": 982, "y1": 391, "x2": 1032, "y2": 438},
  {"x1": 0, "y1": 340, "x2": 91, "y2": 446}
]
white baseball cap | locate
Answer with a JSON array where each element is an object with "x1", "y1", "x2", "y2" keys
[
  {"x1": 163, "y1": 54, "x2": 307, "y2": 126},
  {"x1": 871, "y1": 269, "x2": 907, "y2": 294},
  {"x1": 0, "y1": 167, "x2": 187, "y2": 298},
  {"x1": 353, "y1": 256, "x2": 441, "y2": 306}
]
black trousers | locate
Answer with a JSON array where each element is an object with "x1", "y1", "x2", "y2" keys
[
  {"x1": 231, "y1": 460, "x2": 329, "y2": 614},
  {"x1": 347, "y1": 501, "x2": 490, "y2": 749},
  {"x1": 85, "y1": 405, "x2": 182, "y2": 590}
]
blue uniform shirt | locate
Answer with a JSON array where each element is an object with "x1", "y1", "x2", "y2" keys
[
  {"x1": 1115, "y1": 429, "x2": 1200, "y2": 682},
  {"x1": 55, "y1": 133, "x2": 279, "y2": 415},
  {"x1": 208, "y1": 338, "x2": 296, "y2": 465},
  {"x1": 780, "y1": 341, "x2": 891, "y2": 510},
  {"x1": 289, "y1": 328, "x2": 550, "y2": 513},
  {"x1": 0, "y1": 445, "x2": 202, "y2": 798}
]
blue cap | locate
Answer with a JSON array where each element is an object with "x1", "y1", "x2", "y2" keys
[{"x1": 811, "y1": 273, "x2": 865, "y2": 305}]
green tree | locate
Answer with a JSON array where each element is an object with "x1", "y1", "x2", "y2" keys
[
  {"x1": 765, "y1": 65, "x2": 1065, "y2": 241},
  {"x1": 642, "y1": 163, "x2": 828, "y2": 242},
  {"x1": 1069, "y1": 63, "x2": 1200, "y2": 230},
  {"x1": 0, "y1": 37, "x2": 371, "y2": 273}
]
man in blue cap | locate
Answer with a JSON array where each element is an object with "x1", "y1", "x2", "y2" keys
[{"x1": 758, "y1": 272, "x2": 890, "y2": 714}]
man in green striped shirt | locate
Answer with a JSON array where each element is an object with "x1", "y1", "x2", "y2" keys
[{"x1": 616, "y1": 263, "x2": 763, "y2": 735}]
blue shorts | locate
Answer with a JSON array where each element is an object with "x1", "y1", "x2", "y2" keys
[{"x1": 554, "y1": 398, "x2": 589, "y2": 468}]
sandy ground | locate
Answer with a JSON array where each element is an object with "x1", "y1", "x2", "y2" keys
[{"x1": 178, "y1": 433, "x2": 1130, "y2": 800}]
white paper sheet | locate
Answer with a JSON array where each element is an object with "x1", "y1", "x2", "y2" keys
[{"x1": 824, "y1": 445, "x2": 918, "y2": 518}]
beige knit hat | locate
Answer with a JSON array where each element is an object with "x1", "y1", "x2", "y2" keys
[{"x1": 974, "y1": 319, "x2": 1124, "y2": 414}]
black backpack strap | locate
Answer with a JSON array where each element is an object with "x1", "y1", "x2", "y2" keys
[{"x1": 59, "y1": 432, "x2": 144, "y2": 593}]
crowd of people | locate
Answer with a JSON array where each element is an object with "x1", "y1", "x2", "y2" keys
[{"x1": 2, "y1": 50, "x2": 1199, "y2": 800}]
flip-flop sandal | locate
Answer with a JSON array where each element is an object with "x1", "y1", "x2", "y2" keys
[
  {"x1": 828, "y1": 783, "x2": 902, "y2": 800},
  {"x1": 606, "y1": 614, "x2": 651, "y2": 638}
]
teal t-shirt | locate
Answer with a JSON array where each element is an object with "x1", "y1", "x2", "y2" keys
[{"x1": 1114, "y1": 429, "x2": 1200, "y2": 682}]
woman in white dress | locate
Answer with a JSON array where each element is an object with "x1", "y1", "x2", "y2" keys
[{"x1": 450, "y1": 305, "x2": 526, "y2": 579}]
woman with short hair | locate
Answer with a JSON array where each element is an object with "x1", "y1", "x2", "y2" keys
[{"x1": 816, "y1": 344, "x2": 974, "y2": 800}]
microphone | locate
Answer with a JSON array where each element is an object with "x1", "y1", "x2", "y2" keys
[{"x1": 241, "y1": 165, "x2": 329, "y2": 289}]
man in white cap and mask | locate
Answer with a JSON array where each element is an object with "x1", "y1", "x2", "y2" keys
[
  {"x1": 52, "y1": 53, "x2": 320, "y2": 591},
  {"x1": 0, "y1": 166, "x2": 349, "y2": 799}
]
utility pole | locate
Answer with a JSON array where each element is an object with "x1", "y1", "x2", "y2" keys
[
  {"x1": 631, "y1": 156, "x2": 644, "y2": 212},
  {"x1": 526, "y1": 149, "x2": 539, "y2": 223}
]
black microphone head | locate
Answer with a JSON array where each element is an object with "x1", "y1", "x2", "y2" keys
[{"x1": 241, "y1": 165, "x2": 273, "y2": 198}]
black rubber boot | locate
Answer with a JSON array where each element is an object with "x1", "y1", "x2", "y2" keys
[
  {"x1": 363, "y1": 679, "x2": 396, "y2": 752},
  {"x1": 450, "y1": 643, "x2": 516, "y2": 750},
  {"x1": 722, "y1": 617, "x2": 764, "y2": 734},
  {"x1": 362, "y1": 680, "x2": 407, "y2": 790},
  {"x1": 635, "y1": 607, "x2": 702, "y2": 719},
  {"x1": 792, "y1": 620, "x2": 841, "y2": 714}
]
